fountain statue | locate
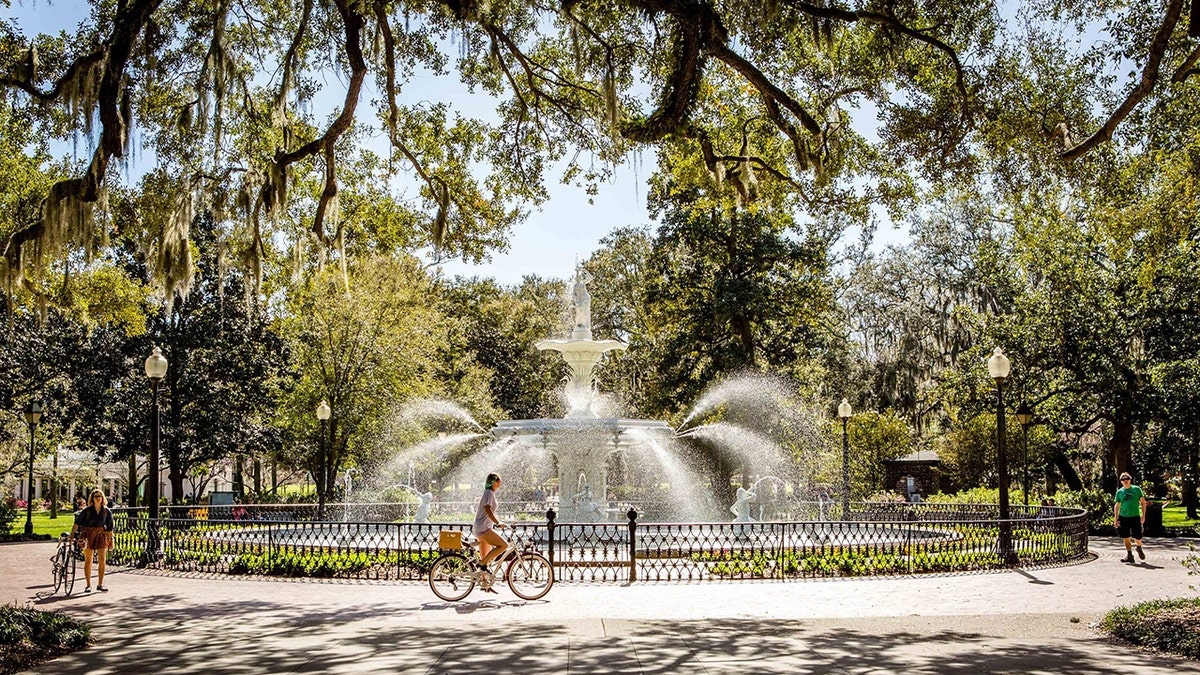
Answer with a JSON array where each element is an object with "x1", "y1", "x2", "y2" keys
[
  {"x1": 413, "y1": 490, "x2": 433, "y2": 524},
  {"x1": 571, "y1": 474, "x2": 606, "y2": 522},
  {"x1": 730, "y1": 486, "x2": 757, "y2": 523}
]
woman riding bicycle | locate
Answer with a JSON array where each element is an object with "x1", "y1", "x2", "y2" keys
[{"x1": 473, "y1": 473, "x2": 508, "y2": 590}]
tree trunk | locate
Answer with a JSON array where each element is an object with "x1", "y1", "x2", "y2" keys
[
  {"x1": 1051, "y1": 447, "x2": 1084, "y2": 491},
  {"x1": 127, "y1": 452, "x2": 138, "y2": 507},
  {"x1": 168, "y1": 466, "x2": 184, "y2": 507},
  {"x1": 1111, "y1": 418, "x2": 1134, "y2": 475},
  {"x1": 253, "y1": 458, "x2": 262, "y2": 496},
  {"x1": 233, "y1": 455, "x2": 244, "y2": 499},
  {"x1": 1186, "y1": 431, "x2": 1198, "y2": 520}
]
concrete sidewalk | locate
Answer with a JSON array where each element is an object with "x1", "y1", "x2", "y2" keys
[{"x1": 3, "y1": 537, "x2": 1198, "y2": 673}]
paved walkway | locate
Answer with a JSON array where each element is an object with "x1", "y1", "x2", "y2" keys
[{"x1": 3, "y1": 537, "x2": 1198, "y2": 673}]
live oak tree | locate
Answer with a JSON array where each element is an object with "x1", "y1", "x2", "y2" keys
[{"x1": 0, "y1": 0, "x2": 1072, "y2": 308}]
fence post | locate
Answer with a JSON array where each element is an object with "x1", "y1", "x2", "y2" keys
[
  {"x1": 545, "y1": 509, "x2": 556, "y2": 567},
  {"x1": 627, "y1": 508, "x2": 638, "y2": 582}
]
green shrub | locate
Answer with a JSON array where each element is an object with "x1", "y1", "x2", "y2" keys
[
  {"x1": 0, "y1": 603, "x2": 92, "y2": 673},
  {"x1": 226, "y1": 549, "x2": 439, "y2": 578},
  {"x1": 0, "y1": 501, "x2": 16, "y2": 535},
  {"x1": 1103, "y1": 597, "x2": 1200, "y2": 658},
  {"x1": 1052, "y1": 489, "x2": 1112, "y2": 533}
]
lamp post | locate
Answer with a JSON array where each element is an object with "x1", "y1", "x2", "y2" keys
[
  {"x1": 987, "y1": 347, "x2": 1016, "y2": 564},
  {"x1": 144, "y1": 347, "x2": 168, "y2": 519},
  {"x1": 1015, "y1": 402, "x2": 1034, "y2": 507},
  {"x1": 838, "y1": 398, "x2": 852, "y2": 518},
  {"x1": 316, "y1": 400, "x2": 331, "y2": 520},
  {"x1": 23, "y1": 400, "x2": 43, "y2": 536}
]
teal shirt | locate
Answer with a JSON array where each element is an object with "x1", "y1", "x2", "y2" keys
[{"x1": 1115, "y1": 485, "x2": 1145, "y2": 518}]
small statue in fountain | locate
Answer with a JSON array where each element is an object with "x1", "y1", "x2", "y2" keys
[
  {"x1": 572, "y1": 481, "x2": 606, "y2": 522},
  {"x1": 572, "y1": 266, "x2": 594, "y2": 331},
  {"x1": 413, "y1": 491, "x2": 433, "y2": 524},
  {"x1": 730, "y1": 486, "x2": 757, "y2": 523}
]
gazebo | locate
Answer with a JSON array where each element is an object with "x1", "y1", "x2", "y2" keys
[{"x1": 883, "y1": 449, "x2": 941, "y2": 500}]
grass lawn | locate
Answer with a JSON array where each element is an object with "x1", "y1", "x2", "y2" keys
[
  {"x1": 1161, "y1": 503, "x2": 1200, "y2": 528},
  {"x1": 6, "y1": 510, "x2": 77, "y2": 538}
]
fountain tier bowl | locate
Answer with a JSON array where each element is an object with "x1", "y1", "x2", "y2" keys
[{"x1": 490, "y1": 418, "x2": 674, "y2": 444}]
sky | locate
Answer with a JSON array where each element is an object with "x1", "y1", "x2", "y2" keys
[{"x1": 3, "y1": 1, "x2": 911, "y2": 286}]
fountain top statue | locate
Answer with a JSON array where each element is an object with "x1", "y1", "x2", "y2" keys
[
  {"x1": 572, "y1": 266, "x2": 594, "y2": 339},
  {"x1": 536, "y1": 264, "x2": 626, "y2": 418}
]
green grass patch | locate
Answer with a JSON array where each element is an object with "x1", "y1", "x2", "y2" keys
[
  {"x1": 1103, "y1": 597, "x2": 1200, "y2": 658},
  {"x1": 0, "y1": 604, "x2": 92, "y2": 675},
  {"x1": 1162, "y1": 504, "x2": 1200, "y2": 529},
  {"x1": 2, "y1": 510, "x2": 80, "y2": 538}
]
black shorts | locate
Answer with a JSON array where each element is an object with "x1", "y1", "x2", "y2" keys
[{"x1": 1117, "y1": 515, "x2": 1143, "y2": 540}]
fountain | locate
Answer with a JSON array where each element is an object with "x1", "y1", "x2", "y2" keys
[{"x1": 489, "y1": 265, "x2": 675, "y2": 521}]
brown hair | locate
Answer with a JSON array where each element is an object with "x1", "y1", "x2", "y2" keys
[{"x1": 89, "y1": 489, "x2": 106, "y2": 505}]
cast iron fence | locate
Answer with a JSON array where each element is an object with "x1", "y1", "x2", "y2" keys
[{"x1": 105, "y1": 502, "x2": 1089, "y2": 582}]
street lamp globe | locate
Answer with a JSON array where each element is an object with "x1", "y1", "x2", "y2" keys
[
  {"x1": 24, "y1": 399, "x2": 42, "y2": 425},
  {"x1": 317, "y1": 400, "x2": 331, "y2": 420},
  {"x1": 987, "y1": 347, "x2": 1010, "y2": 382},
  {"x1": 837, "y1": 398, "x2": 852, "y2": 419},
  {"x1": 145, "y1": 347, "x2": 168, "y2": 380},
  {"x1": 1015, "y1": 403, "x2": 1034, "y2": 427}
]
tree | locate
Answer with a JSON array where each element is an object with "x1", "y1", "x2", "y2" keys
[
  {"x1": 639, "y1": 196, "x2": 833, "y2": 416},
  {"x1": 440, "y1": 275, "x2": 565, "y2": 421},
  {"x1": 147, "y1": 213, "x2": 289, "y2": 503},
  {"x1": 846, "y1": 410, "x2": 912, "y2": 499},
  {"x1": 0, "y1": 0, "x2": 1021, "y2": 304},
  {"x1": 278, "y1": 254, "x2": 491, "y2": 511}
]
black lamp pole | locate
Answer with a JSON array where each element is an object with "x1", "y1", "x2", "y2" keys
[
  {"x1": 144, "y1": 347, "x2": 168, "y2": 520},
  {"x1": 316, "y1": 400, "x2": 331, "y2": 520},
  {"x1": 988, "y1": 348, "x2": 1015, "y2": 565},
  {"x1": 838, "y1": 398, "x2": 852, "y2": 517},
  {"x1": 23, "y1": 400, "x2": 43, "y2": 536},
  {"x1": 149, "y1": 377, "x2": 161, "y2": 518},
  {"x1": 1016, "y1": 403, "x2": 1034, "y2": 507}
]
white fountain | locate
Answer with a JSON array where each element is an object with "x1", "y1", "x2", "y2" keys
[{"x1": 490, "y1": 265, "x2": 673, "y2": 521}]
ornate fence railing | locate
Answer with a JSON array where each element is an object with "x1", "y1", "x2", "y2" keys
[{"x1": 106, "y1": 502, "x2": 1089, "y2": 582}]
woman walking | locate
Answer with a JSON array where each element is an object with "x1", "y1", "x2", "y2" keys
[{"x1": 71, "y1": 488, "x2": 115, "y2": 592}]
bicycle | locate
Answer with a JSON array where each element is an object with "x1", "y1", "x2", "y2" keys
[
  {"x1": 428, "y1": 530, "x2": 553, "y2": 602},
  {"x1": 50, "y1": 533, "x2": 79, "y2": 597}
]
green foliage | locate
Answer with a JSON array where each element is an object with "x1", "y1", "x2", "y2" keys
[
  {"x1": 0, "y1": 501, "x2": 15, "y2": 534},
  {"x1": 1052, "y1": 489, "x2": 1114, "y2": 533},
  {"x1": 846, "y1": 410, "x2": 913, "y2": 498},
  {"x1": 938, "y1": 414, "x2": 999, "y2": 492},
  {"x1": 440, "y1": 276, "x2": 564, "y2": 421},
  {"x1": 0, "y1": 603, "x2": 91, "y2": 656},
  {"x1": 1103, "y1": 597, "x2": 1200, "y2": 659},
  {"x1": 226, "y1": 549, "x2": 437, "y2": 578},
  {"x1": 638, "y1": 201, "x2": 835, "y2": 417},
  {"x1": 695, "y1": 546, "x2": 1010, "y2": 579}
]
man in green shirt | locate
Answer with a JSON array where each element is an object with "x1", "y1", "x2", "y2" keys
[{"x1": 1113, "y1": 472, "x2": 1148, "y2": 563}]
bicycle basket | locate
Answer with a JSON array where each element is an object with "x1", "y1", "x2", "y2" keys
[{"x1": 437, "y1": 530, "x2": 463, "y2": 550}]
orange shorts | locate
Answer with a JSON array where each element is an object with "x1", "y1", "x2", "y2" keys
[{"x1": 80, "y1": 527, "x2": 113, "y2": 551}]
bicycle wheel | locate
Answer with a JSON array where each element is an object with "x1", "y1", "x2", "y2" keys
[
  {"x1": 51, "y1": 546, "x2": 66, "y2": 595},
  {"x1": 61, "y1": 544, "x2": 76, "y2": 596},
  {"x1": 506, "y1": 552, "x2": 553, "y2": 600},
  {"x1": 428, "y1": 554, "x2": 475, "y2": 602}
]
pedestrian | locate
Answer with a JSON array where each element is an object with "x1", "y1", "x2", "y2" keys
[
  {"x1": 71, "y1": 488, "x2": 115, "y2": 592},
  {"x1": 1113, "y1": 472, "x2": 1148, "y2": 563}
]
